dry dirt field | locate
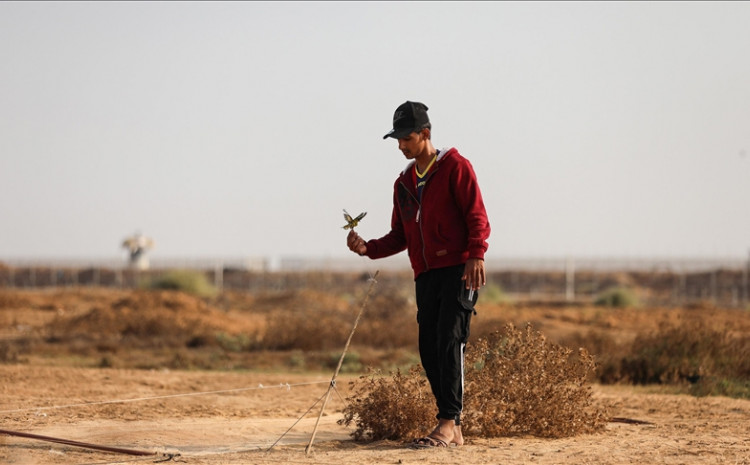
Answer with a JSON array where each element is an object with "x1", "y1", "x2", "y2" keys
[{"x1": 1, "y1": 286, "x2": 749, "y2": 465}]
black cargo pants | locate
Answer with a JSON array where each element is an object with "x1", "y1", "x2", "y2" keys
[{"x1": 415, "y1": 263, "x2": 476, "y2": 425}]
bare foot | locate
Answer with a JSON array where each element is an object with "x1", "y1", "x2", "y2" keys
[{"x1": 452, "y1": 424, "x2": 464, "y2": 446}]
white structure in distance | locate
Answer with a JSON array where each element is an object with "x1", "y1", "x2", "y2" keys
[{"x1": 121, "y1": 232, "x2": 155, "y2": 270}]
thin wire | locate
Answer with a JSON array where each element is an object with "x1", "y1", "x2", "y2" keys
[
  {"x1": 77, "y1": 456, "x2": 161, "y2": 465},
  {"x1": 332, "y1": 384, "x2": 348, "y2": 406},
  {"x1": 0, "y1": 381, "x2": 330, "y2": 416},
  {"x1": 264, "y1": 389, "x2": 329, "y2": 452}
]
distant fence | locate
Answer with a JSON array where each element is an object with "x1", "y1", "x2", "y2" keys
[
  {"x1": 1, "y1": 256, "x2": 748, "y2": 308},
  {"x1": 489, "y1": 256, "x2": 750, "y2": 307}
]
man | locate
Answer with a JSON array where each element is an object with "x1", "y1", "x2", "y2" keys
[{"x1": 346, "y1": 101, "x2": 491, "y2": 448}]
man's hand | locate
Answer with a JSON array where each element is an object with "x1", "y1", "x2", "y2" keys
[
  {"x1": 462, "y1": 258, "x2": 485, "y2": 290},
  {"x1": 347, "y1": 230, "x2": 368, "y2": 256}
]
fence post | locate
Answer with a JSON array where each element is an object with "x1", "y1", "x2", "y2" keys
[
  {"x1": 214, "y1": 262, "x2": 223, "y2": 293},
  {"x1": 710, "y1": 270, "x2": 717, "y2": 304},
  {"x1": 565, "y1": 258, "x2": 575, "y2": 302},
  {"x1": 743, "y1": 250, "x2": 749, "y2": 306},
  {"x1": 677, "y1": 270, "x2": 686, "y2": 305}
]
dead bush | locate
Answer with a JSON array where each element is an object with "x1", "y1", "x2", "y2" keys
[
  {"x1": 264, "y1": 310, "x2": 351, "y2": 351},
  {"x1": 463, "y1": 324, "x2": 607, "y2": 438},
  {"x1": 558, "y1": 329, "x2": 626, "y2": 384},
  {"x1": 354, "y1": 293, "x2": 417, "y2": 349},
  {"x1": 0, "y1": 341, "x2": 19, "y2": 363},
  {"x1": 620, "y1": 320, "x2": 750, "y2": 398},
  {"x1": 339, "y1": 366, "x2": 435, "y2": 441}
]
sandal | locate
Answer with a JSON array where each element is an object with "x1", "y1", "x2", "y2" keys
[{"x1": 411, "y1": 434, "x2": 450, "y2": 449}]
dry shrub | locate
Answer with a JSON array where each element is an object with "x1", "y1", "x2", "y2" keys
[
  {"x1": 340, "y1": 323, "x2": 607, "y2": 442},
  {"x1": 261, "y1": 289, "x2": 416, "y2": 352},
  {"x1": 0, "y1": 290, "x2": 36, "y2": 310},
  {"x1": 264, "y1": 309, "x2": 351, "y2": 351},
  {"x1": 620, "y1": 320, "x2": 750, "y2": 398},
  {"x1": 594, "y1": 286, "x2": 639, "y2": 307},
  {"x1": 0, "y1": 341, "x2": 19, "y2": 363},
  {"x1": 558, "y1": 330, "x2": 625, "y2": 384},
  {"x1": 354, "y1": 293, "x2": 416, "y2": 349},
  {"x1": 339, "y1": 366, "x2": 435, "y2": 441},
  {"x1": 44, "y1": 290, "x2": 254, "y2": 351},
  {"x1": 261, "y1": 290, "x2": 353, "y2": 351},
  {"x1": 463, "y1": 323, "x2": 607, "y2": 438},
  {"x1": 148, "y1": 270, "x2": 217, "y2": 297}
]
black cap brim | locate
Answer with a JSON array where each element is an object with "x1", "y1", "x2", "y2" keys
[{"x1": 383, "y1": 128, "x2": 414, "y2": 140}]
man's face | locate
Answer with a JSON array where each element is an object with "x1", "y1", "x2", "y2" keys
[{"x1": 397, "y1": 131, "x2": 426, "y2": 159}]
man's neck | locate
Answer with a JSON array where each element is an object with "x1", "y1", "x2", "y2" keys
[{"x1": 414, "y1": 144, "x2": 437, "y2": 173}]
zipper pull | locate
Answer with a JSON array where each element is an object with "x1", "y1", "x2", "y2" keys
[{"x1": 416, "y1": 207, "x2": 421, "y2": 223}]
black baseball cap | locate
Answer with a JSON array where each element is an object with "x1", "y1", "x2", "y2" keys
[{"x1": 383, "y1": 101, "x2": 431, "y2": 139}]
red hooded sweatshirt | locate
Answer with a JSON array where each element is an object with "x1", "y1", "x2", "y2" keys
[{"x1": 364, "y1": 147, "x2": 490, "y2": 279}]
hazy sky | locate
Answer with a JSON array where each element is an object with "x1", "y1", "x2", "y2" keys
[{"x1": 1, "y1": 1, "x2": 748, "y2": 264}]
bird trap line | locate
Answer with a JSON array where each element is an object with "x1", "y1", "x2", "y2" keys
[{"x1": 0, "y1": 380, "x2": 331, "y2": 416}]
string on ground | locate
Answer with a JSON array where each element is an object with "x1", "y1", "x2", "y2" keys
[{"x1": 0, "y1": 380, "x2": 331, "y2": 416}]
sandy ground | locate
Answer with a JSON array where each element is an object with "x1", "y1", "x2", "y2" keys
[{"x1": 1, "y1": 365, "x2": 748, "y2": 465}]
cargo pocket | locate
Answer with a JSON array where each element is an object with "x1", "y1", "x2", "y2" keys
[{"x1": 457, "y1": 286, "x2": 478, "y2": 315}]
